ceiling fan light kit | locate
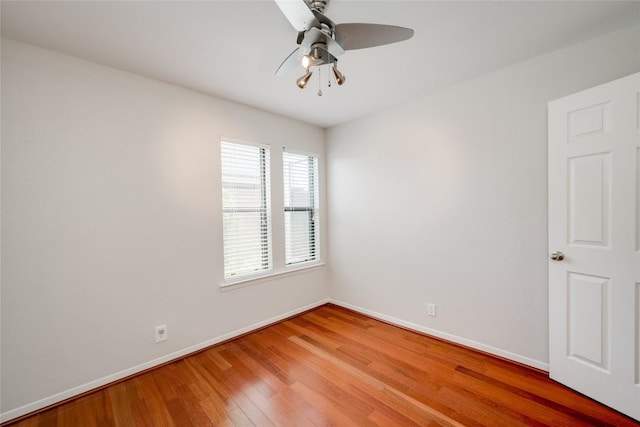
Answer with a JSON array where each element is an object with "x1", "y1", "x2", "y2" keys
[
  {"x1": 332, "y1": 64, "x2": 345, "y2": 86},
  {"x1": 296, "y1": 69, "x2": 313, "y2": 89},
  {"x1": 274, "y1": 0, "x2": 414, "y2": 96}
]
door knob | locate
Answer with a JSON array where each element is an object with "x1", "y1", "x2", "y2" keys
[{"x1": 550, "y1": 251, "x2": 565, "y2": 261}]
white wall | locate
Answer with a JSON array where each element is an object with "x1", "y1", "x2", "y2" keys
[
  {"x1": 326, "y1": 25, "x2": 640, "y2": 369},
  {"x1": 0, "y1": 39, "x2": 327, "y2": 420}
]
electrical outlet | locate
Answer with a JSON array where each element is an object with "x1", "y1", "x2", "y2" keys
[
  {"x1": 155, "y1": 325, "x2": 167, "y2": 343},
  {"x1": 427, "y1": 303, "x2": 437, "y2": 317}
]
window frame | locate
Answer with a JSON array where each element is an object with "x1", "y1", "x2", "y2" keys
[
  {"x1": 220, "y1": 138, "x2": 273, "y2": 282},
  {"x1": 219, "y1": 140, "x2": 323, "y2": 289},
  {"x1": 283, "y1": 150, "x2": 320, "y2": 267}
]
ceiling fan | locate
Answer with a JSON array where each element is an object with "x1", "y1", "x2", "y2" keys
[{"x1": 274, "y1": 0, "x2": 414, "y2": 95}]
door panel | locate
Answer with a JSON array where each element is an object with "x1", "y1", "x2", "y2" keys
[
  {"x1": 637, "y1": 282, "x2": 640, "y2": 384},
  {"x1": 637, "y1": 148, "x2": 640, "y2": 251},
  {"x1": 567, "y1": 272, "x2": 609, "y2": 369},
  {"x1": 636, "y1": 93, "x2": 640, "y2": 128},
  {"x1": 568, "y1": 102, "x2": 610, "y2": 141},
  {"x1": 636, "y1": 87, "x2": 640, "y2": 393},
  {"x1": 549, "y1": 72, "x2": 640, "y2": 421},
  {"x1": 568, "y1": 153, "x2": 610, "y2": 246}
]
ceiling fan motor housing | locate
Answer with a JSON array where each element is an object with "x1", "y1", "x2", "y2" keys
[{"x1": 307, "y1": 0, "x2": 328, "y2": 13}]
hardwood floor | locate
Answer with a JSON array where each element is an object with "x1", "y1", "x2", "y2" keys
[{"x1": 5, "y1": 304, "x2": 639, "y2": 426}]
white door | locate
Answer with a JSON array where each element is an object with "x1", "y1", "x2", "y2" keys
[{"x1": 548, "y1": 72, "x2": 640, "y2": 421}]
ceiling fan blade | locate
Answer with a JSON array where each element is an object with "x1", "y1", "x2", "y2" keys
[
  {"x1": 274, "y1": 0, "x2": 319, "y2": 32},
  {"x1": 301, "y1": 27, "x2": 345, "y2": 57},
  {"x1": 275, "y1": 48, "x2": 301, "y2": 76},
  {"x1": 335, "y1": 23, "x2": 414, "y2": 51}
]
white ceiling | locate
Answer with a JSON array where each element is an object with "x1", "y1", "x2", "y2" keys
[{"x1": 2, "y1": 1, "x2": 639, "y2": 128}]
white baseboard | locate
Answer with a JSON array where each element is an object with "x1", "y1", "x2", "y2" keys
[
  {"x1": 329, "y1": 299, "x2": 549, "y2": 372},
  {"x1": 0, "y1": 298, "x2": 330, "y2": 424},
  {"x1": 2, "y1": 297, "x2": 548, "y2": 423}
]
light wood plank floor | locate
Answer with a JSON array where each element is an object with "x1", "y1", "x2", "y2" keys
[{"x1": 5, "y1": 304, "x2": 640, "y2": 426}]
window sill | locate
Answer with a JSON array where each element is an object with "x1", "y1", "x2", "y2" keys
[{"x1": 219, "y1": 262, "x2": 326, "y2": 292}]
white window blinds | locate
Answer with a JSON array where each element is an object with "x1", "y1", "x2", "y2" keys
[
  {"x1": 221, "y1": 141, "x2": 272, "y2": 279},
  {"x1": 283, "y1": 151, "x2": 319, "y2": 265}
]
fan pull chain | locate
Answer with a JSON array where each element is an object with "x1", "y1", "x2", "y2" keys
[
  {"x1": 317, "y1": 66, "x2": 323, "y2": 96},
  {"x1": 328, "y1": 64, "x2": 332, "y2": 88}
]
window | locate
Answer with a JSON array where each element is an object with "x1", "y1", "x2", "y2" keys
[
  {"x1": 283, "y1": 151, "x2": 319, "y2": 265},
  {"x1": 221, "y1": 141, "x2": 271, "y2": 279},
  {"x1": 220, "y1": 141, "x2": 321, "y2": 286}
]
